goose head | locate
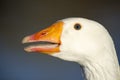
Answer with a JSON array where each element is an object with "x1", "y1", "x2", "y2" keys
[
  {"x1": 22, "y1": 18, "x2": 115, "y2": 64},
  {"x1": 22, "y1": 18, "x2": 120, "y2": 80}
]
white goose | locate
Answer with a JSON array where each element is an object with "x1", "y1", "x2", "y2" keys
[{"x1": 22, "y1": 18, "x2": 120, "y2": 80}]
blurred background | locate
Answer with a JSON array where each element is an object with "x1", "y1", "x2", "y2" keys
[{"x1": 0, "y1": 0, "x2": 120, "y2": 80}]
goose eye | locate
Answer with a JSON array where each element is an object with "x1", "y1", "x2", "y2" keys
[{"x1": 74, "y1": 24, "x2": 81, "y2": 30}]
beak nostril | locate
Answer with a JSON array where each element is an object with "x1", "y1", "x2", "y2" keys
[{"x1": 41, "y1": 32, "x2": 47, "y2": 35}]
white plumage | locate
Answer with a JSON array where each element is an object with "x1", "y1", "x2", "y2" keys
[
  {"x1": 23, "y1": 18, "x2": 120, "y2": 80},
  {"x1": 53, "y1": 18, "x2": 120, "y2": 80}
]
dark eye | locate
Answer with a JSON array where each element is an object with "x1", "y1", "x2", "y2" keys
[{"x1": 74, "y1": 24, "x2": 81, "y2": 30}]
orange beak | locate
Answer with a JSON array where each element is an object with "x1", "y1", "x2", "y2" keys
[{"x1": 22, "y1": 21, "x2": 64, "y2": 54}]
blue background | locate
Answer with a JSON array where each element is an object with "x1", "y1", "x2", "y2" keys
[{"x1": 0, "y1": 0, "x2": 120, "y2": 80}]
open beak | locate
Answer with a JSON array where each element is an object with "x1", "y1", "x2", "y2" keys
[{"x1": 22, "y1": 21, "x2": 64, "y2": 54}]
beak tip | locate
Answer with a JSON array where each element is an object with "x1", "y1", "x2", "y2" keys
[
  {"x1": 22, "y1": 36, "x2": 29, "y2": 44},
  {"x1": 24, "y1": 47, "x2": 32, "y2": 52}
]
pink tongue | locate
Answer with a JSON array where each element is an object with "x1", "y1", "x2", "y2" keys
[{"x1": 36, "y1": 44, "x2": 58, "y2": 48}]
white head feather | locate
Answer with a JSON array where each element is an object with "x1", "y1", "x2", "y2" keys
[{"x1": 51, "y1": 18, "x2": 120, "y2": 80}]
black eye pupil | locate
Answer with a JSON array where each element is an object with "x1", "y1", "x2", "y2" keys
[{"x1": 74, "y1": 24, "x2": 81, "y2": 30}]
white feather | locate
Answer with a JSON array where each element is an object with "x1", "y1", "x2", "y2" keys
[{"x1": 52, "y1": 18, "x2": 120, "y2": 80}]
